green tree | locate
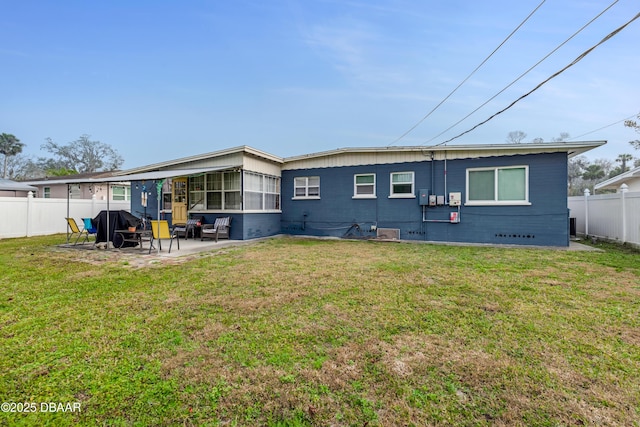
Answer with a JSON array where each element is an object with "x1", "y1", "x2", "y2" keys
[
  {"x1": 582, "y1": 164, "x2": 605, "y2": 181},
  {"x1": 40, "y1": 134, "x2": 123, "y2": 173},
  {"x1": 0, "y1": 133, "x2": 25, "y2": 179},
  {"x1": 615, "y1": 153, "x2": 634, "y2": 173}
]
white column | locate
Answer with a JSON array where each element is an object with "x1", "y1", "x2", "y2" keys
[
  {"x1": 620, "y1": 184, "x2": 628, "y2": 244},
  {"x1": 26, "y1": 191, "x2": 34, "y2": 237},
  {"x1": 583, "y1": 189, "x2": 590, "y2": 237}
]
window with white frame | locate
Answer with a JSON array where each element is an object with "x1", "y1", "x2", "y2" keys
[
  {"x1": 189, "y1": 175, "x2": 205, "y2": 210},
  {"x1": 205, "y1": 171, "x2": 241, "y2": 210},
  {"x1": 43, "y1": 187, "x2": 51, "y2": 199},
  {"x1": 353, "y1": 173, "x2": 376, "y2": 198},
  {"x1": 293, "y1": 176, "x2": 320, "y2": 199},
  {"x1": 389, "y1": 172, "x2": 414, "y2": 197},
  {"x1": 244, "y1": 171, "x2": 281, "y2": 210},
  {"x1": 466, "y1": 165, "x2": 529, "y2": 205},
  {"x1": 112, "y1": 185, "x2": 131, "y2": 201}
]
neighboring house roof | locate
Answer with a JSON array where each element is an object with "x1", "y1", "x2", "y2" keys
[
  {"x1": 594, "y1": 165, "x2": 640, "y2": 191},
  {"x1": 0, "y1": 178, "x2": 37, "y2": 192}
]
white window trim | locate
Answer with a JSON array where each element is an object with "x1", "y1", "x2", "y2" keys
[
  {"x1": 465, "y1": 165, "x2": 531, "y2": 206},
  {"x1": 353, "y1": 173, "x2": 377, "y2": 199},
  {"x1": 389, "y1": 171, "x2": 416, "y2": 199},
  {"x1": 292, "y1": 176, "x2": 320, "y2": 200}
]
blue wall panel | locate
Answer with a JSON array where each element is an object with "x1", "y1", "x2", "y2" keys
[{"x1": 281, "y1": 152, "x2": 570, "y2": 246}]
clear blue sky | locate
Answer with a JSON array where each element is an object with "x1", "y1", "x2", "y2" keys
[{"x1": 2, "y1": 0, "x2": 639, "y2": 169}]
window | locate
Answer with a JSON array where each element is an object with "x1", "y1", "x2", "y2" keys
[
  {"x1": 70, "y1": 185, "x2": 81, "y2": 199},
  {"x1": 354, "y1": 173, "x2": 376, "y2": 198},
  {"x1": 466, "y1": 166, "x2": 529, "y2": 205},
  {"x1": 293, "y1": 176, "x2": 320, "y2": 199},
  {"x1": 43, "y1": 187, "x2": 51, "y2": 199},
  {"x1": 112, "y1": 185, "x2": 131, "y2": 201},
  {"x1": 204, "y1": 171, "x2": 241, "y2": 210},
  {"x1": 244, "y1": 171, "x2": 281, "y2": 210},
  {"x1": 390, "y1": 172, "x2": 414, "y2": 198},
  {"x1": 189, "y1": 175, "x2": 205, "y2": 210}
]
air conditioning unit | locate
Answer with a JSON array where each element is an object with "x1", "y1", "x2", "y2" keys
[{"x1": 376, "y1": 228, "x2": 400, "y2": 240}]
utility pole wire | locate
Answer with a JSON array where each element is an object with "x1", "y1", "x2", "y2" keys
[
  {"x1": 387, "y1": 0, "x2": 547, "y2": 146},
  {"x1": 432, "y1": 11, "x2": 640, "y2": 147},
  {"x1": 568, "y1": 112, "x2": 640, "y2": 141},
  {"x1": 425, "y1": 0, "x2": 620, "y2": 145}
]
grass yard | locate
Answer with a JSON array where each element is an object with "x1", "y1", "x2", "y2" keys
[{"x1": 0, "y1": 235, "x2": 639, "y2": 426}]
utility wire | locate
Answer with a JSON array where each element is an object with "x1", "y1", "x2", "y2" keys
[
  {"x1": 426, "y1": 0, "x2": 620, "y2": 145},
  {"x1": 568, "y1": 112, "x2": 640, "y2": 140},
  {"x1": 432, "y1": 11, "x2": 640, "y2": 147},
  {"x1": 387, "y1": 0, "x2": 547, "y2": 146},
  {"x1": 435, "y1": 13, "x2": 640, "y2": 147}
]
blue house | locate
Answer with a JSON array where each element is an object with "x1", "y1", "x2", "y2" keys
[{"x1": 118, "y1": 141, "x2": 604, "y2": 247}]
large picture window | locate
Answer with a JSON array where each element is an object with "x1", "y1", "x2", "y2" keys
[
  {"x1": 466, "y1": 166, "x2": 529, "y2": 205},
  {"x1": 389, "y1": 172, "x2": 414, "y2": 198},
  {"x1": 293, "y1": 176, "x2": 320, "y2": 199}
]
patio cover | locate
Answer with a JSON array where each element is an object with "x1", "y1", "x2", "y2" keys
[
  {"x1": 57, "y1": 166, "x2": 239, "y2": 247},
  {"x1": 25, "y1": 166, "x2": 240, "y2": 186}
]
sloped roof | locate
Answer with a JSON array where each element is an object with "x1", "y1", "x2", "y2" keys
[
  {"x1": 0, "y1": 178, "x2": 37, "y2": 192},
  {"x1": 594, "y1": 165, "x2": 640, "y2": 190}
]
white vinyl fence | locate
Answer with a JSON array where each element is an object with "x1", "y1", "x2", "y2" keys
[
  {"x1": 568, "y1": 185, "x2": 640, "y2": 248},
  {"x1": 0, "y1": 193, "x2": 130, "y2": 239}
]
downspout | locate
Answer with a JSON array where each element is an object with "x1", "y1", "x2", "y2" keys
[{"x1": 444, "y1": 150, "x2": 447, "y2": 197}]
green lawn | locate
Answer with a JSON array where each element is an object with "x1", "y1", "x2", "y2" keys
[{"x1": 1, "y1": 235, "x2": 638, "y2": 426}]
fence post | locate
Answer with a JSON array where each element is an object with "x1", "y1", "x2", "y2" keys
[
  {"x1": 26, "y1": 191, "x2": 34, "y2": 237},
  {"x1": 620, "y1": 183, "x2": 628, "y2": 244},
  {"x1": 91, "y1": 193, "x2": 97, "y2": 216},
  {"x1": 583, "y1": 189, "x2": 590, "y2": 237}
]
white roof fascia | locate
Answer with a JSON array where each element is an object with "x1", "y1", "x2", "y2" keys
[
  {"x1": 283, "y1": 141, "x2": 606, "y2": 163},
  {"x1": 594, "y1": 165, "x2": 640, "y2": 190},
  {"x1": 120, "y1": 146, "x2": 283, "y2": 175}
]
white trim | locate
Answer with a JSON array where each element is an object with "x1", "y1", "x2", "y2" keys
[
  {"x1": 465, "y1": 201, "x2": 532, "y2": 206},
  {"x1": 353, "y1": 173, "x2": 376, "y2": 198},
  {"x1": 466, "y1": 165, "x2": 529, "y2": 205},
  {"x1": 293, "y1": 176, "x2": 320, "y2": 199},
  {"x1": 390, "y1": 171, "x2": 415, "y2": 197}
]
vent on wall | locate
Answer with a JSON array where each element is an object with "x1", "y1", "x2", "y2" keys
[
  {"x1": 495, "y1": 233, "x2": 535, "y2": 239},
  {"x1": 377, "y1": 228, "x2": 400, "y2": 240}
]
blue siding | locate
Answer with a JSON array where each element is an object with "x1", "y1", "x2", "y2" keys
[{"x1": 281, "y1": 153, "x2": 570, "y2": 246}]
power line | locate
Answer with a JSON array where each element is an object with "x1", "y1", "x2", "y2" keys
[
  {"x1": 387, "y1": 0, "x2": 547, "y2": 146},
  {"x1": 568, "y1": 112, "x2": 640, "y2": 141},
  {"x1": 431, "y1": 10, "x2": 640, "y2": 147},
  {"x1": 425, "y1": 0, "x2": 620, "y2": 145}
]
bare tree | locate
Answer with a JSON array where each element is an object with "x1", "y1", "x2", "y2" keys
[
  {"x1": 40, "y1": 134, "x2": 123, "y2": 173},
  {"x1": 624, "y1": 114, "x2": 640, "y2": 150},
  {"x1": 551, "y1": 132, "x2": 570, "y2": 142},
  {"x1": 506, "y1": 131, "x2": 527, "y2": 144}
]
